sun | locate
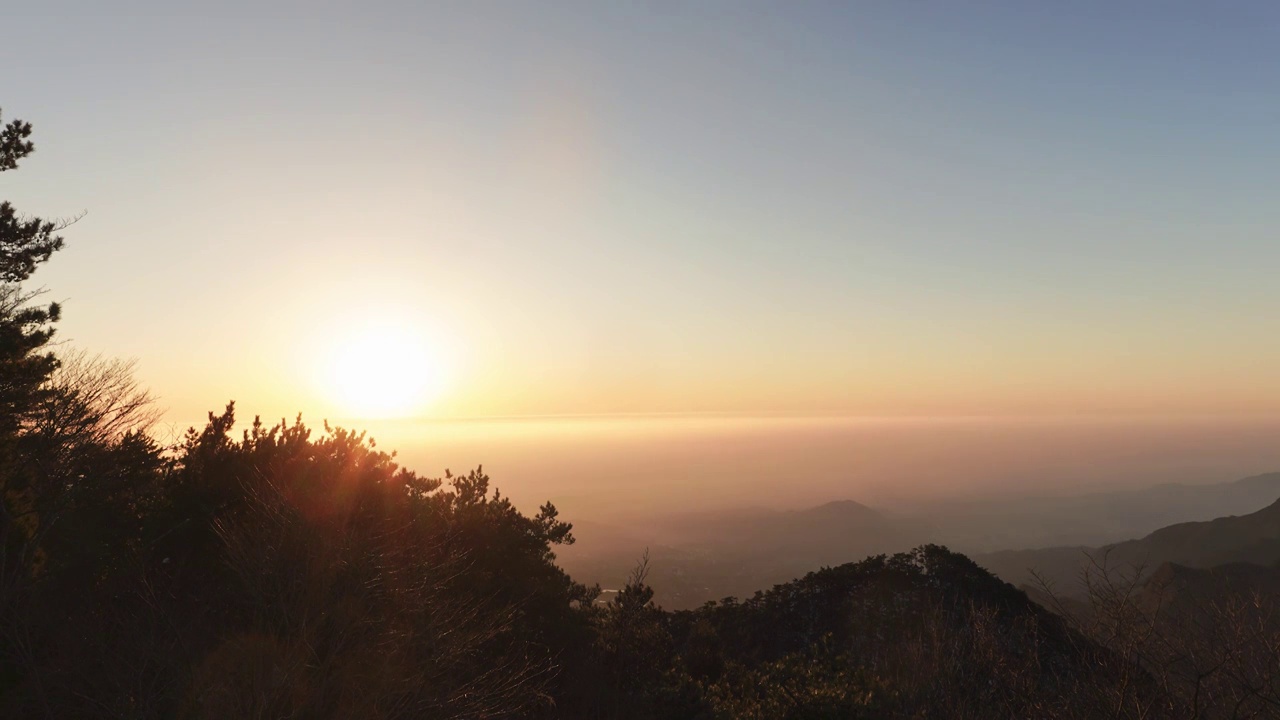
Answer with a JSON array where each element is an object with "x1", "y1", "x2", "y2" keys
[{"x1": 320, "y1": 320, "x2": 449, "y2": 419}]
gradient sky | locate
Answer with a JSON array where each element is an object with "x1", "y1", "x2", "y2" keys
[{"x1": 5, "y1": 1, "x2": 1280, "y2": 424}]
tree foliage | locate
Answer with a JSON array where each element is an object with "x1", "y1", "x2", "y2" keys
[{"x1": 0, "y1": 109, "x2": 65, "y2": 283}]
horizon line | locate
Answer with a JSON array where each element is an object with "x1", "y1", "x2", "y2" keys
[{"x1": 158, "y1": 409, "x2": 1280, "y2": 429}]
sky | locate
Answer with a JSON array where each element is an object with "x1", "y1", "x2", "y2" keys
[{"x1": 5, "y1": 1, "x2": 1280, "y2": 425}]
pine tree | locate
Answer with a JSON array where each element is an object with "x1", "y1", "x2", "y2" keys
[
  {"x1": 0, "y1": 108, "x2": 68, "y2": 437},
  {"x1": 0, "y1": 108, "x2": 73, "y2": 682}
]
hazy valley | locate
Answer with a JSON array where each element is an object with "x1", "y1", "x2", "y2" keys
[{"x1": 558, "y1": 471, "x2": 1280, "y2": 609}]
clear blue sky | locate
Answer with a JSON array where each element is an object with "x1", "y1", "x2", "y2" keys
[{"x1": 4, "y1": 2, "x2": 1279, "y2": 421}]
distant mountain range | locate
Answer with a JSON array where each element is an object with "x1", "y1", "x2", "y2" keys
[
  {"x1": 916, "y1": 471, "x2": 1280, "y2": 552},
  {"x1": 559, "y1": 499, "x2": 922, "y2": 608},
  {"x1": 977, "y1": 487, "x2": 1280, "y2": 597},
  {"x1": 559, "y1": 472, "x2": 1280, "y2": 609}
]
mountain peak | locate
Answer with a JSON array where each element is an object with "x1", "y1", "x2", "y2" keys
[{"x1": 798, "y1": 499, "x2": 881, "y2": 519}]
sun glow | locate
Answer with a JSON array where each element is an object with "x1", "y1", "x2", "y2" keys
[{"x1": 319, "y1": 319, "x2": 450, "y2": 419}]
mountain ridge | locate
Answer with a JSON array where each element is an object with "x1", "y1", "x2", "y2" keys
[{"x1": 978, "y1": 495, "x2": 1280, "y2": 595}]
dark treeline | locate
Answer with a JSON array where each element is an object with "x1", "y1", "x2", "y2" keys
[{"x1": 4, "y1": 111, "x2": 1280, "y2": 719}]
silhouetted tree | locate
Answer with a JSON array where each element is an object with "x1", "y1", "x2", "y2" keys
[
  {"x1": 0, "y1": 110, "x2": 66, "y2": 282},
  {"x1": 0, "y1": 108, "x2": 168, "y2": 714},
  {"x1": 0, "y1": 108, "x2": 76, "y2": 698},
  {"x1": 0, "y1": 402, "x2": 599, "y2": 718},
  {"x1": 0, "y1": 108, "x2": 69, "y2": 437}
]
